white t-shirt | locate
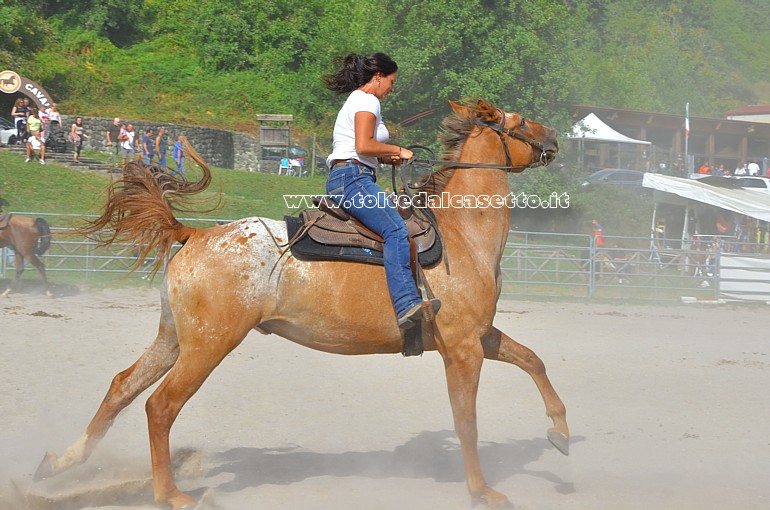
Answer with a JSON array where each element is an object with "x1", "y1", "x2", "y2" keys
[
  {"x1": 327, "y1": 89, "x2": 389, "y2": 169},
  {"x1": 122, "y1": 130, "x2": 135, "y2": 150}
]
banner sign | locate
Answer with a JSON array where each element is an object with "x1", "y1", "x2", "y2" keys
[{"x1": 0, "y1": 70, "x2": 56, "y2": 109}]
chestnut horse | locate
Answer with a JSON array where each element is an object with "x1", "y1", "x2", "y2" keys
[
  {"x1": 36, "y1": 100, "x2": 569, "y2": 508},
  {"x1": 0, "y1": 214, "x2": 52, "y2": 297}
]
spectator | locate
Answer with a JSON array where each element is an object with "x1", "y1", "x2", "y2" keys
[
  {"x1": 155, "y1": 127, "x2": 168, "y2": 171},
  {"x1": 70, "y1": 117, "x2": 91, "y2": 162},
  {"x1": 121, "y1": 124, "x2": 136, "y2": 168},
  {"x1": 592, "y1": 219, "x2": 605, "y2": 247},
  {"x1": 10, "y1": 98, "x2": 27, "y2": 143},
  {"x1": 141, "y1": 128, "x2": 155, "y2": 165},
  {"x1": 106, "y1": 117, "x2": 122, "y2": 165},
  {"x1": 38, "y1": 105, "x2": 49, "y2": 138},
  {"x1": 747, "y1": 160, "x2": 760, "y2": 176},
  {"x1": 27, "y1": 108, "x2": 42, "y2": 139},
  {"x1": 25, "y1": 131, "x2": 46, "y2": 165},
  {"x1": 46, "y1": 104, "x2": 61, "y2": 126},
  {"x1": 173, "y1": 135, "x2": 185, "y2": 176}
]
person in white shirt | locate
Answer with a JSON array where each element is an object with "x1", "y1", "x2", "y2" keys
[
  {"x1": 747, "y1": 161, "x2": 760, "y2": 176},
  {"x1": 322, "y1": 52, "x2": 440, "y2": 334}
]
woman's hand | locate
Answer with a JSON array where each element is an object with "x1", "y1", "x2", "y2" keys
[{"x1": 383, "y1": 146, "x2": 413, "y2": 165}]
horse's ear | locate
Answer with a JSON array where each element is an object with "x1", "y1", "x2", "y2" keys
[
  {"x1": 449, "y1": 100, "x2": 468, "y2": 115},
  {"x1": 476, "y1": 100, "x2": 497, "y2": 121}
]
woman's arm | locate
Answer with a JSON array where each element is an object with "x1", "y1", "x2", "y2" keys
[{"x1": 354, "y1": 112, "x2": 413, "y2": 163}]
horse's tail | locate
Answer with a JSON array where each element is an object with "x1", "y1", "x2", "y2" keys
[
  {"x1": 77, "y1": 137, "x2": 219, "y2": 274},
  {"x1": 34, "y1": 218, "x2": 51, "y2": 255}
]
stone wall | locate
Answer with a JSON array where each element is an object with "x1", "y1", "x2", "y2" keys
[{"x1": 59, "y1": 115, "x2": 262, "y2": 172}]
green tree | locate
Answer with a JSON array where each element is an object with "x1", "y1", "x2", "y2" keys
[{"x1": 0, "y1": 0, "x2": 50, "y2": 69}]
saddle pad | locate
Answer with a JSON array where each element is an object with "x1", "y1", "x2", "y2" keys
[{"x1": 285, "y1": 215, "x2": 443, "y2": 267}]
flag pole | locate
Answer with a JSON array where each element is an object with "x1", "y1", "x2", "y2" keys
[{"x1": 684, "y1": 102, "x2": 690, "y2": 174}]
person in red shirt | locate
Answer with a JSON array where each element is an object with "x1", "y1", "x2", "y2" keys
[{"x1": 592, "y1": 219, "x2": 605, "y2": 247}]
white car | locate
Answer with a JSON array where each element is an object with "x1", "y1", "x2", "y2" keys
[
  {"x1": 1, "y1": 117, "x2": 19, "y2": 145},
  {"x1": 733, "y1": 175, "x2": 770, "y2": 194}
]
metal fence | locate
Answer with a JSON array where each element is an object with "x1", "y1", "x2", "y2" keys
[
  {"x1": 501, "y1": 231, "x2": 770, "y2": 301},
  {"x1": 1, "y1": 212, "x2": 227, "y2": 283},
  {"x1": 4, "y1": 213, "x2": 770, "y2": 302}
]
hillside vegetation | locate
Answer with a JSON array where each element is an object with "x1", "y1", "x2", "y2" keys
[
  {"x1": 2, "y1": 0, "x2": 763, "y2": 236},
  {"x1": 2, "y1": 0, "x2": 768, "y2": 145}
]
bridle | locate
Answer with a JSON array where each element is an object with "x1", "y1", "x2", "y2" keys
[
  {"x1": 424, "y1": 107, "x2": 550, "y2": 169},
  {"x1": 395, "y1": 107, "x2": 553, "y2": 196}
]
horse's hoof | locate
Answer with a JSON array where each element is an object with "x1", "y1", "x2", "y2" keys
[
  {"x1": 548, "y1": 429, "x2": 570, "y2": 456},
  {"x1": 0, "y1": 289, "x2": 10, "y2": 298},
  {"x1": 167, "y1": 491, "x2": 198, "y2": 510},
  {"x1": 45, "y1": 290, "x2": 54, "y2": 298},
  {"x1": 471, "y1": 488, "x2": 512, "y2": 509},
  {"x1": 33, "y1": 452, "x2": 56, "y2": 481}
]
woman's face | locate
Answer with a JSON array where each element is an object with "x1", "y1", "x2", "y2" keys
[
  {"x1": 375, "y1": 72, "x2": 398, "y2": 100},
  {"x1": 76, "y1": 118, "x2": 82, "y2": 125}
]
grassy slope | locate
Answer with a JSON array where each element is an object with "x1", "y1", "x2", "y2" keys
[{"x1": 0, "y1": 151, "x2": 327, "y2": 224}]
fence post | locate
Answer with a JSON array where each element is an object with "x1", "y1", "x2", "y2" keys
[
  {"x1": 714, "y1": 240, "x2": 721, "y2": 299},
  {"x1": 588, "y1": 236, "x2": 596, "y2": 298}
]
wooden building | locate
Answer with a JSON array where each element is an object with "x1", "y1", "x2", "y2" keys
[{"x1": 571, "y1": 105, "x2": 770, "y2": 175}]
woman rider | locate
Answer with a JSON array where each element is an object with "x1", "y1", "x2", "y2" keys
[{"x1": 322, "y1": 52, "x2": 440, "y2": 330}]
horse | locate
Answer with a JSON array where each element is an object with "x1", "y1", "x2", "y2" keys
[
  {"x1": 35, "y1": 99, "x2": 569, "y2": 509},
  {"x1": 0, "y1": 213, "x2": 53, "y2": 297}
]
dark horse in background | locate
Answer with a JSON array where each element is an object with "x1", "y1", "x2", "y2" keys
[{"x1": 0, "y1": 212, "x2": 53, "y2": 297}]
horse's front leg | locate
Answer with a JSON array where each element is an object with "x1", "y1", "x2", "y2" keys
[
  {"x1": 440, "y1": 335, "x2": 511, "y2": 508},
  {"x1": 1, "y1": 252, "x2": 25, "y2": 297},
  {"x1": 482, "y1": 327, "x2": 569, "y2": 455}
]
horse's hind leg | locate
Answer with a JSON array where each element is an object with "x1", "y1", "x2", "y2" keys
[
  {"x1": 35, "y1": 290, "x2": 180, "y2": 479},
  {"x1": 27, "y1": 252, "x2": 52, "y2": 297},
  {"x1": 144, "y1": 321, "x2": 249, "y2": 510},
  {"x1": 482, "y1": 327, "x2": 569, "y2": 455}
]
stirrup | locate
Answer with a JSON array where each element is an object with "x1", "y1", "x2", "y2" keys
[
  {"x1": 399, "y1": 299, "x2": 441, "y2": 357},
  {"x1": 398, "y1": 298, "x2": 441, "y2": 329}
]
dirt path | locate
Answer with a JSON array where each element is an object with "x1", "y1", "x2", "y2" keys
[{"x1": 1, "y1": 287, "x2": 768, "y2": 509}]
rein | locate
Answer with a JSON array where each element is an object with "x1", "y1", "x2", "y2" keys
[{"x1": 395, "y1": 108, "x2": 550, "y2": 197}]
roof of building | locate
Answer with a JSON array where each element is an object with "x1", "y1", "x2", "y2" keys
[{"x1": 725, "y1": 105, "x2": 770, "y2": 116}]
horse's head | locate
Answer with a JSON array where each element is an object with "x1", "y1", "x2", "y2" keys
[{"x1": 449, "y1": 100, "x2": 559, "y2": 171}]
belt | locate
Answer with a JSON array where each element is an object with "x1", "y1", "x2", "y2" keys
[{"x1": 331, "y1": 158, "x2": 374, "y2": 170}]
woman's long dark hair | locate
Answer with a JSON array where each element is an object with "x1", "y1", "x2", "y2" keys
[{"x1": 322, "y1": 52, "x2": 398, "y2": 95}]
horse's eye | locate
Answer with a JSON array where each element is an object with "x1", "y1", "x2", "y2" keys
[{"x1": 520, "y1": 118, "x2": 526, "y2": 128}]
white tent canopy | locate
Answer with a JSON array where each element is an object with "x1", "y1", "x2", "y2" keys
[
  {"x1": 642, "y1": 173, "x2": 770, "y2": 223},
  {"x1": 568, "y1": 113, "x2": 651, "y2": 145}
]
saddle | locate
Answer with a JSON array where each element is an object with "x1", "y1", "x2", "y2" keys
[
  {"x1": 283, "y1": 168, "x2": 445, "y2": 357},
  {"x1": 0, "y1": 212, "x2": 11, "y2": 231},
  {"x1": 301, "y1": 195, "x2": 437, "y2": 255}
]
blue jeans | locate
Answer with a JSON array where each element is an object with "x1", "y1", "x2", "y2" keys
[
  {"x1": 326, "y1": 161, "x2": 420, "y2": 318},
  {"x1": 157, "y1": 151, "x2": 167, "y2": 170}
]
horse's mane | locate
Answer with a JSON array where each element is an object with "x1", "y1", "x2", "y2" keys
[{"x1": 418, "y1": 102, "x2": 479, "y2": 196}]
